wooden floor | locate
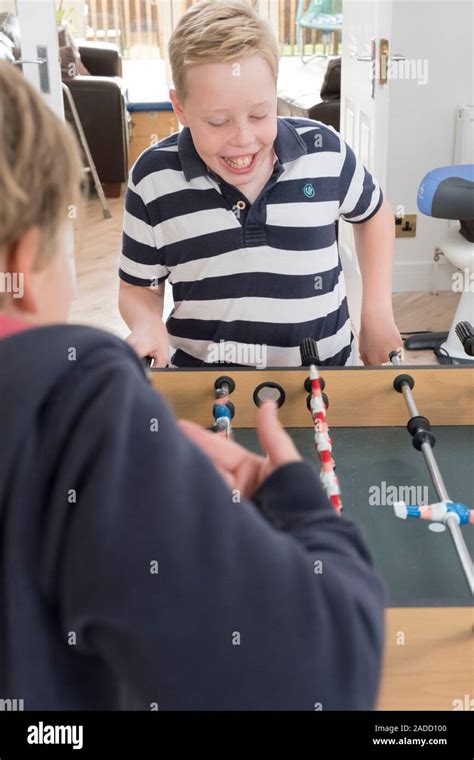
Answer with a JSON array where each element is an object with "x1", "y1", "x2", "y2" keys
[
  {"x1": 70, "y1": 195, "x2": 461, "y2": 364},
  {"x1": 70, "y1": 196, "x2": 129, "y2": 338}
]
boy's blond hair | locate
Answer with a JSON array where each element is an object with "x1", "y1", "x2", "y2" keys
[
  {"x1": 168, "y1": 0, "x2": 280, "y2": 103},
  {"x1": 0, "y1": 61, "x2": 83, "y2": 304}
]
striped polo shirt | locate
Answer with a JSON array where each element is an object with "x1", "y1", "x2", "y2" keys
[{"x1": 119, "y1": 116, "x2": 383, "y2": 367}]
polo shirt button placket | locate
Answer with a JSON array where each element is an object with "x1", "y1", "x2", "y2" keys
[{"x1": 235, "y1": 199, "x2": 246, "y2": 224}]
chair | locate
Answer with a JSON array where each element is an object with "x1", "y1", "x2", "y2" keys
[
  {"x1": 405, "y1": 165, "x2": 474, "y2": 364},
  {"x1": 277, "y1": 56, "x2": 341, "y2": 131},
  {"x1": 64, "y1": 42, "x2": 129, "y2": 198},
  {"x1": 296, "y1": 0, "x2": 343, "y2": 64},
  {"x1": 0, "y1": 13, "x2": 129, "y2": 199}
]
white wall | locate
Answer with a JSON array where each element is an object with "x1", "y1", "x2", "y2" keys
[{"x1": 387, "y1": 0, "x2": 473, "y2": 291}]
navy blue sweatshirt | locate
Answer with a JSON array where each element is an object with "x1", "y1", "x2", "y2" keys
[{"x1": 0, "y1": 323, "x2": 385, "y2": 710}]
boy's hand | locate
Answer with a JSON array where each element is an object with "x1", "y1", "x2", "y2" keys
[
  {"x1": 177, "y1": 400, "x2": 301, "y2": 500},
  {"x1": 358, "y1": 315, "x2": 402, "y2": 365},
  {"x1": 126, "y1": 329, "x2": 170, "y2": 368}
]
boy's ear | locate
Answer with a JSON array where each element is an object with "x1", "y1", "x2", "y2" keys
[
  {"x1": 5, "y1": 226, "x2": 41, "y2": 314},
  {"x1": 169, "y1": 89, "x2": 189, "y2": 127}
]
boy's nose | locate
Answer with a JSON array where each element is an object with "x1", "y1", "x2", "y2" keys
[{"x1": 229, "y1": 124, "x2": 255, "y2": 148}]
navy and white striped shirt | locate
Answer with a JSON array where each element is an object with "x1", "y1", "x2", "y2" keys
[{"x1": 120, "y1": 116, "x2": 383, "y2": 367}]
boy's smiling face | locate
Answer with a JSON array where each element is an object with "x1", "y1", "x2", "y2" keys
[{"x1": 170, "y1": 54, "x2": 278, "y2": 192}]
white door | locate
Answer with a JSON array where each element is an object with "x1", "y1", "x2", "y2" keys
[
  {"x1": 339, "y1": 0, "x2": 393, "y2": 344},
  {"x1": 15, "y1": 0, "x2": 76, "y2": 278},
  {"x1": 16, "y1": 0, "x2": 64, "y2": 117}
]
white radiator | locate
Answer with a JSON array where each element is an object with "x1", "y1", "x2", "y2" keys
[{"x1": 454, "y1": 105, "x2": 474, "y2": 164}]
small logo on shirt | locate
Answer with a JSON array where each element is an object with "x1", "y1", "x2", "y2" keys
[{"x1": 304, "y1": 183, "x2": 316, "y2": 198}]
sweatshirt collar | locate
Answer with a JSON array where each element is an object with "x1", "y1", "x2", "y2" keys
[{"x1": 0, "y1": 313, "x2": 34, "y2": 339}]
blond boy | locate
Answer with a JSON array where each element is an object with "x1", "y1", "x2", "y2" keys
[{"x1": 119, "y1": 0, "x2": 401, "y2": 367}]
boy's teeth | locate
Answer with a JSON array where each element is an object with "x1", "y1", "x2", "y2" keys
[{"x1": 224, "y1": 155, "x2": 253, "y2": 168}]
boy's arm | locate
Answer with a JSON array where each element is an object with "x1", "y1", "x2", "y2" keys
[
  {"x1": 48, "y1": 348, "x2": 385, "y2": 710},
  {"x1": 352, "y1": 198, "x2": 402, "y2": 364},
  {"x1": 119, "y1": 171, "x2": 171, "y2": 365},
  {"x1": 335, "y1": 131, "x2": 402, "y2": 364},
  {"x1": 119, "y1": 281, "x2": 170, "y2": 366}
]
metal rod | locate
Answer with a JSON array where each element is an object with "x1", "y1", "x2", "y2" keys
[
  {"x1": 394, "y1": 371, "x2": 474, "y2": 593},
  {"x1": 446, "y1": 516, "x2": 474, "y2": 595},
  {"x1": 401, "y1": 382, "x2": 420, "y2": 419},
  {"x1": 420, "y1": 441, "x2": 450, "y2": 503},
  {"x1": 419, "y1": 441, "x2": 473, "y2": 591},
  {"x1": 62, "y1": 83, "x2": 111, "y2": 219}
]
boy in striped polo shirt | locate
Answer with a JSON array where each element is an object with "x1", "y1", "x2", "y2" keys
[{"x1": 119, "y1": 0, "x2": 401, "y2": 368}]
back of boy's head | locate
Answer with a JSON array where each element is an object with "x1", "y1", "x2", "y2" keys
[
  {"x1": 0, "y1": 61, "x2": 83, "y2": 303},
  {"x1": 168, "y1": 0, "x2": 280, "y2": 103}
]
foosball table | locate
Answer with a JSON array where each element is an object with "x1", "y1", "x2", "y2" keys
[{"x1": 148, "y1": 362, "x2": 474, "y2": 711}]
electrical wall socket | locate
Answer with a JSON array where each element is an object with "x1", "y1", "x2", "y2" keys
[{"x1": 395, "y1": 214, "x2": 417, "y2": 237}]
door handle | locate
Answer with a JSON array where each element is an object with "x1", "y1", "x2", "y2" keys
[
  {"x1": 351, "y1": 38, "x2": 377, "y2": 98},
  {"x1": 12, "y1": 58, "x2": 46, "y2": 64},
  {"x1": 352, "y1": 53, "x2": 406, "y2": 62},
  {"x1": 379, "y1": 39, "x2": 407, "y2": 84},
  {"x1": 11, "y1": 44, "x2": 50, "y2": 93}
]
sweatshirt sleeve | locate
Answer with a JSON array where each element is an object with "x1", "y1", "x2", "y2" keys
[{"x1": 46, "y1": 347, "x2": 385, "y2": 711}]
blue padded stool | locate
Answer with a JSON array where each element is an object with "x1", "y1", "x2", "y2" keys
[
  {"x1": 418, "y1": 165, "x2": 474, "y2": 220},
  {"x1": 404, "y1": 165, "x2": 474, "y2": 364}
]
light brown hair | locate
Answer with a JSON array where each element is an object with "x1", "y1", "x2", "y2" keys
[
  {"x1": 0, "y1": 61, "x2": 83, "y2": 303},
  {"x1": 168, "y1": 0, "x2": 280, "y2": 103}
]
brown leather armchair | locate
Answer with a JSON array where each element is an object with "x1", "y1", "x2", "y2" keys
[
  {"x1": 64, "y1": 42, "x2": 129, "y2": 197},
  {"x1": 0, "y1": 13, "x2": 129, "y2": 197},
  {"x1": 310, "y1": 57, "x2": 340, "y2": 130},
  {"x1": 277, "y1": 57, "x2": 341, "y2": 132}
]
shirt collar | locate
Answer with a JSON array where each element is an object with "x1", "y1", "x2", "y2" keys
[
  {"x1": 0, "y1": 313, "x2": 34, "y2": 339},
  {"x1": 178, "y1": 117, "x2": 308, "y2": 182}
]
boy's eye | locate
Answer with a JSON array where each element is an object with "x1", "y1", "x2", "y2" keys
[{"x1": 207, "y1": 114, "x2": 268, "y2": 127}]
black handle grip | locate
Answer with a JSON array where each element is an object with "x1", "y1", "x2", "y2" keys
[
  {"x1": 455, "y1": 321, "x2": 474, "y2": 357},
  {"x1": 300, "y1": 338, "x2": 320, "y2": 366}
]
